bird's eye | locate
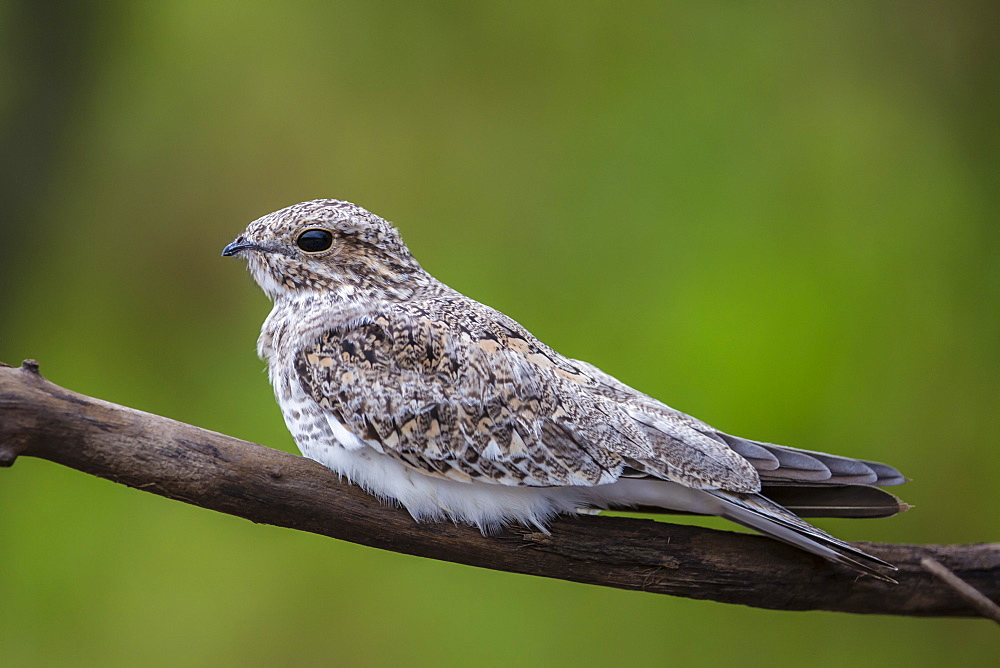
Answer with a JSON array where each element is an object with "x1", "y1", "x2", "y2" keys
[{"x1": 296, "y1": 228, "x2": 333, "y2": 254}]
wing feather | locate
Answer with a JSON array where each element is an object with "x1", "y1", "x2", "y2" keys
[
  {"x1": 569, "y1": 356, "x2": 905, "y2": 489},
  {"x1": 295, "y1": 298, "x2": 881, "y2": 497},
  {"x1": 294, "y1": 300, "x2": 639, "y2": 487}
]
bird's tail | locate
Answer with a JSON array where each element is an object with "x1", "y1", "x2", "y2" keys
[{"x1": 709, "y1": 489, "x2": 898, "y2": 582}]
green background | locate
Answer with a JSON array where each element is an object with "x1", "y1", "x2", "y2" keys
[{"x1": 2, "y1": 2, "x2": 998, "y2": 665}]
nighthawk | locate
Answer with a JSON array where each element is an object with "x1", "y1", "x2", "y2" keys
[{"x1": 223, "y1": 199, "x2": 908, "y2": 581}]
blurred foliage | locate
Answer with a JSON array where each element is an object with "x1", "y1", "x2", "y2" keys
[{"x1": 2, "y1": 1, "x2": 999, "y2": 665}]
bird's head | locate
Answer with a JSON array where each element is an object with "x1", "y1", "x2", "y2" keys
[{"x1": 222, "y1": 199, "x2": 429, "y2": 303}]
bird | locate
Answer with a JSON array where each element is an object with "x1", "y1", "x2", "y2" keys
[{"x1": 223, "y1": 198, "x2": 908, "y2": 581}]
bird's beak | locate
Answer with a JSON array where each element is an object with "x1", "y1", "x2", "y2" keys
[{"x1": 221, "y1": 237, "x2": 258, "y2": 257}]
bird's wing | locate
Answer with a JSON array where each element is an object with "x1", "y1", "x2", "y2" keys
[
  {"x1": 570, "y1": 357, "x2": 905, "y2": 487},
  {"x1": 294, "y1": 299, "x2": 760, "y2": 492}
]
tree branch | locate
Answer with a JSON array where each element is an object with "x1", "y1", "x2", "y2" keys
[{"x1": 2, "y1": 360, "x2": 997, "y2": 618}]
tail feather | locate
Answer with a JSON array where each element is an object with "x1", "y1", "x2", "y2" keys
[
  {"x1": 760, "y1": 484, "x2": 910, "y2": 518},
  {"x1": 710, "y1": 489, "x2": 898, "y2": 582},
  {"x1": 608, "y1": 428, "x2": 908, "y2": 581},
  {"x1": 594, "y1": 478, "x2": 900, "y2": 581},
  {"x1": 629, "y1": 483, "x2": 909, "y2": 519},
  {"x1": 708, "y1": 433, "x2": 907, "y2": 487}
]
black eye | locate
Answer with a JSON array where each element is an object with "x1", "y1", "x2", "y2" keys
[{"x1": 296, "y1": 228, "x2": 333, "y2": 253}]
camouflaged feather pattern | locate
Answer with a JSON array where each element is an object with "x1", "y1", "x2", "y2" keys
[
  {"x1": 224, "y1": 198, "x2": 908, "y2": 580},
  {"x1": 293, "y1": 297, "x2": 761, "y2": 493}
]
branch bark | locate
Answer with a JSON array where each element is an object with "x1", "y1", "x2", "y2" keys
[{"x1": 2, "y1": 360, "x2": 997, "y2": 618}]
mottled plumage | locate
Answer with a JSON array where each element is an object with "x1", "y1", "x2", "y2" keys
[{"x1": 223, "y1": 199, "x2": 909, "y2": 581}]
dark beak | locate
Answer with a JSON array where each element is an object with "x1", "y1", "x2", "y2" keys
[{"x1": 221, "y1": 237, "x2": 258, "y2": 257}]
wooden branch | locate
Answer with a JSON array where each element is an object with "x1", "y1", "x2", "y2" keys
[{"x1": 2, "y1": 360, "x2": 998, "y2": 618}]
